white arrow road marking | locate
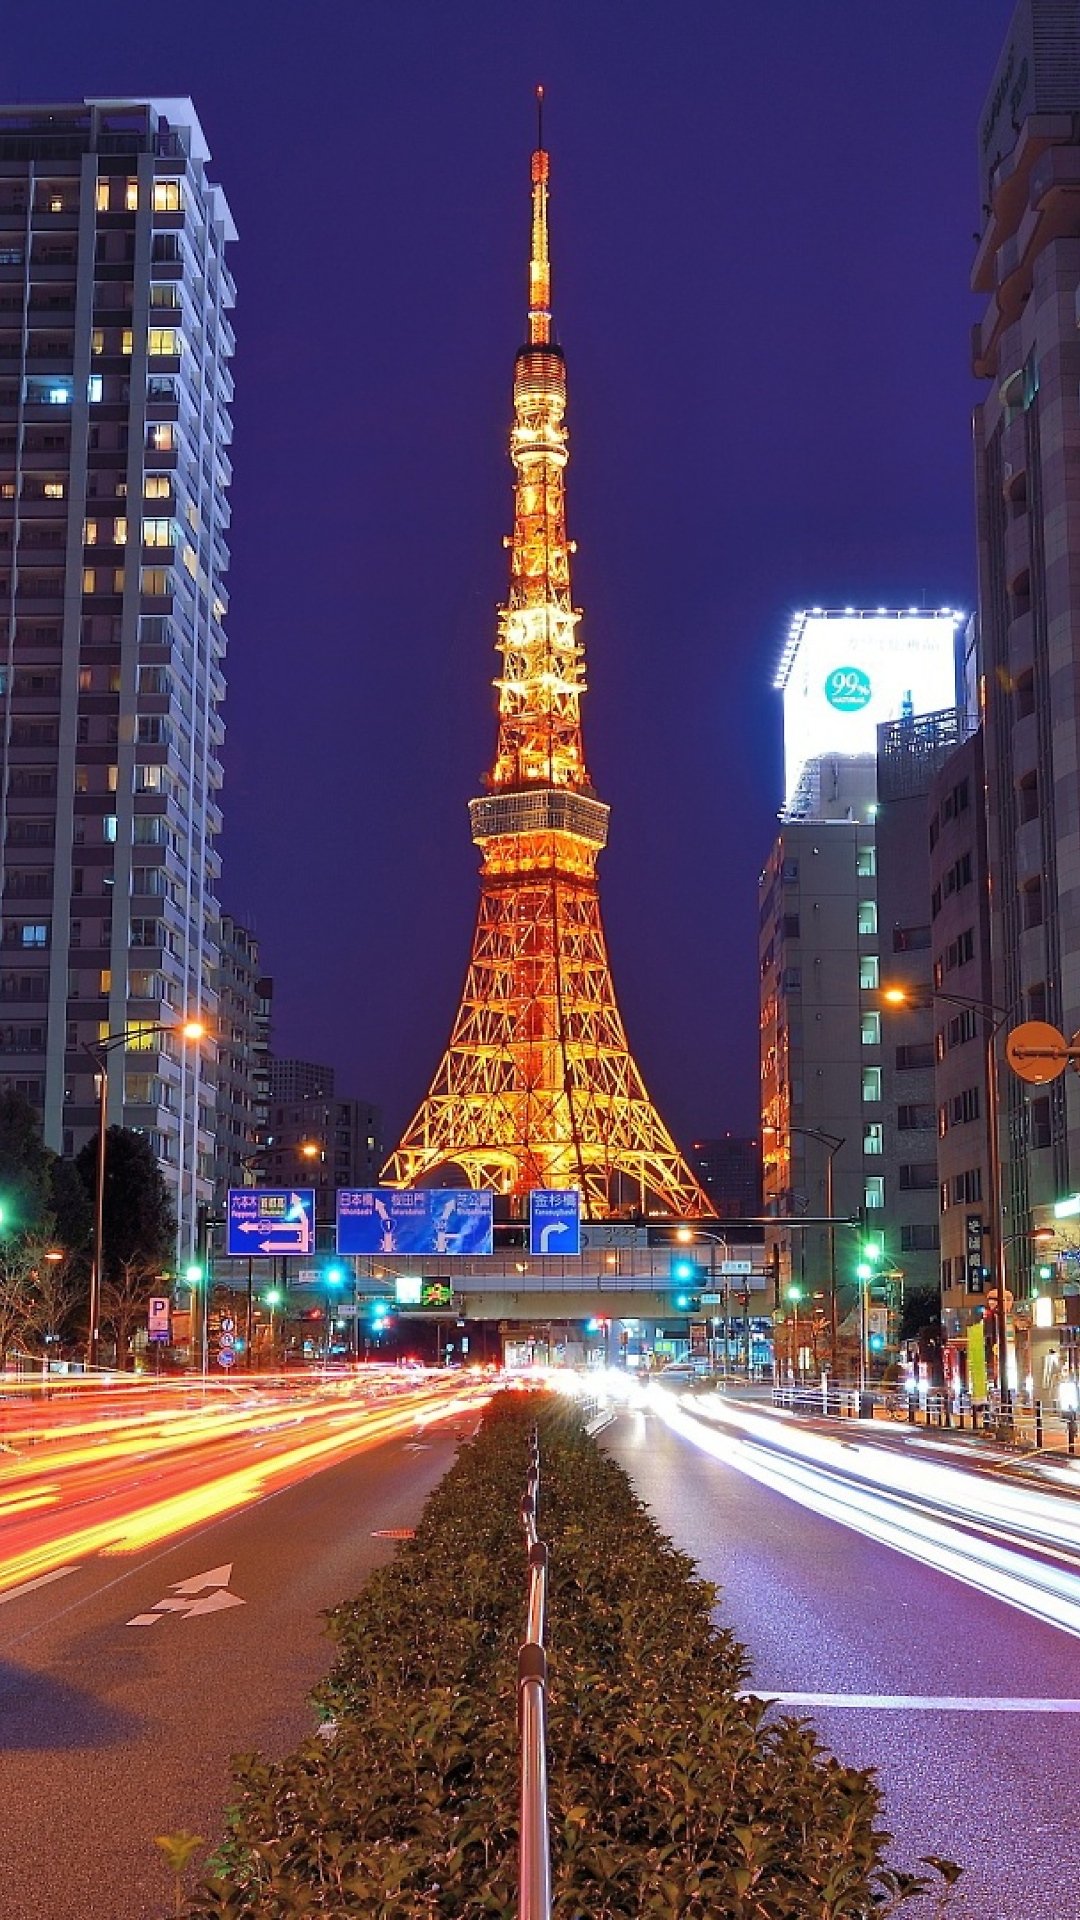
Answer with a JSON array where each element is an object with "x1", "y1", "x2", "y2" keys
[
  {"x1": 126, "y1": 1563, "x2": 246, "y2": 1626},
  {"x1": 169, "y1": 1563, "x2": 233, "y2": 1595}
]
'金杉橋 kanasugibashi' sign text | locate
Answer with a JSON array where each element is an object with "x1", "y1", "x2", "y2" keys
[
  {"x1": 528, "y1": 1187, "x2": 582, "y2": 1255},
  {"x1": 226, "y1": 1188, "x2": 316, "y2": 1257},
  {"x1": 337, "y1": 1188, "x2": 494, "y2": 1256}
]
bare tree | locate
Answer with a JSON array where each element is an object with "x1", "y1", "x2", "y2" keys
[
  {"x1": 100, "y1": 1255, "x2": 163, "y2": 1370},
  {"x1": 22, "y1": 1246, "x2": 81, "y2": 1358},
  {"x1": 0, "y1": 1238, "x2": 42, "y2": 1364}
]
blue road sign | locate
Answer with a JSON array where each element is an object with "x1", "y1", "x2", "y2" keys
[
  {"x1": 529, "y1": 1188, "x2": 582, "y2": 1256},
  {"x1": 337, "y1": 1188, "x2": 493, "y2": 1256},
  {"x1": 226, "y1": 1188, "x2": 316, "y2": 1257}
]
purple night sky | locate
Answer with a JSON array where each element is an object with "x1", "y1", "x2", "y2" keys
[{"x1": 8, "y1": 0, "x2": 1015, "y2": 1148}]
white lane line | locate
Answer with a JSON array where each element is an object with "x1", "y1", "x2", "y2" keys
[
  {"x1": 0, "y1": 1565, "x2": 75, "y2": 1607},
  {"x1": 743, "y1": 1692, "x2": 1080, "y2": 1712}
]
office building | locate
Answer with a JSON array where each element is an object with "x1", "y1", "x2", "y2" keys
[
  {"x1": 762, "y1": 611, "x2": 962, "y2": 1367},
  {"x1": 690, "y1": 1135, "x2": 762, "y2": 1220},
  {"x1": 214, "y1": 912, "x2": 272, "y2": 1205},
  {"x1": 0, "y1": 97, "x2": 235, "y2": 1255},
  {"x1": 875, "y1": 708, "x2": 977, "y2": 1305}
]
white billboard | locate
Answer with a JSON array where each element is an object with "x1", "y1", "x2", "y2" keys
[{"x1": 775, "y1": 610, "x2": 961, "y2": 812}]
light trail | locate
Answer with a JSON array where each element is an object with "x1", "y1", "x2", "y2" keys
[
  {"x1": 0, "y1": 1373, "x2": 490, "y2": 1600},
  {"x1": 640, "y1": 1384, "x2": 1080, "y2": 1642}
]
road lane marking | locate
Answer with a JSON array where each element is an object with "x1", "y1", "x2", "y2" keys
[
  {"x1": 0, "y1": 1565, "x2": 75, "y2": 1607},
  {"x1": 742, "y1": 1692, "x2": 1080, "y2": 1712},
  {"x1": 126, "y1": 1564, "x2": 246, "y2": 1625}
]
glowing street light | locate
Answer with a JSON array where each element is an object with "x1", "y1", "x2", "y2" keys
[{"x1": 84, "y1": 1015, "x2": 207, "y2": 1371}]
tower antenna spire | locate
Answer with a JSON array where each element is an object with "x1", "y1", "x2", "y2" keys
[{"x1": 528, "y1": 85, "x2": 551, "y2": 345}]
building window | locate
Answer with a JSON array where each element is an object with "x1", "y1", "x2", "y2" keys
[
  {"x1": 152, "y1": 181, "x2": 182, "y2": 213},
  {"x1": 892, "y1": 924, "x2": 931, "y2": 951},
  {"x1": 950, "y1": 1086, "x2": 980, "y2": 1125},
  {"x1": 149, "y1": 424, "x2": 175, "y2": 451},
  {"x1": 862, "y1": 1067, "x2": 882, "y2": 1102},
  {"x1": 19, "y1": 925, "x2": 47, "y2": 947},
  {"x1": 863, "y1": 1123, "x2": 883, "y2": 1155},
  {"x1": 125, "y1": 178, "x2": 138, "y2": 211},
  {"x1": 141, "y1": 568, "x2": 170, "y2": 596},
  {"x1": 861, "y1": 1012, "x2": 880, "y2": 1046},
  {"x1": 864, "y1": 1177, "x2": 884, "y2": 1210},
  {"x1": 142, "y1": 518, "x2": 173, "y2": 548},
  {"x1": 95, "y1": 178, "x2": 109, "y2": 212},
  {"x1": 147, "y1": 327, "x2": 180, "y2": 357},
  {"x1": 856, "y1": 845, "x2": 875, "y2": 877},
  {"x1": 43, "y1": 481, "x2": 64, "y2": 500},
  {"x1": 901, "y1": 1224, "x2": 940, "y2": 1252},
  {"x1": 144, "y1": 474, "x2": 170, "y2": 500},
  {"x1": 895, "y1": 1041, "x2": 934, "y2": 1070},
  {"x1": 897, "y1": 1102, "x2": 935, "y2": 1131},
  {"x1": 899, "y1": 1162, "x2": 937, "y2": 1191},
  {"x1": 859, "y1": 955, "x2": 879, "y2": 990},
  {"x1": 858, "y1": 901, "x2": 877, "y2": 936}
]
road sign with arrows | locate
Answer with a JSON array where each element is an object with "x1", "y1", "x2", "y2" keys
[{"x1": 226, "y1": 1188, "x2": 316, "y2": 1256}]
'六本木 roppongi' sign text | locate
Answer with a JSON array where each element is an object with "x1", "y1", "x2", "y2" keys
[
  {"x1": 777, "y1": 611, "x2": 959, "y2": 812},
  {"x1": 336, "y1": 1188, "x2": 494, "y2": 1256}
]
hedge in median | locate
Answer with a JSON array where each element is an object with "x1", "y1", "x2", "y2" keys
[{"x1": 189, "y1": 1390, "x2": 956, "y2": 1918}]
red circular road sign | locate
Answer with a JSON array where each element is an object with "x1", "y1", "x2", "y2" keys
[{"x1": 1006, "y1": 1021, "x2": 1068, "y2": 1084}]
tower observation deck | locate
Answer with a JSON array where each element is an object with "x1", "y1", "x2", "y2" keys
[{"x1": 384, "y1": 96, "x2": 711, "y2": 1219}]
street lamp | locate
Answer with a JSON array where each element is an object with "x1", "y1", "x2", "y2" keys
[
  {"x1": 882, "y1": 984, "x2": 1011, "y2": 1404},
  {"x1": 785, "y1": 1283, "x2": 804, "y2": 1380},
  {"x1": 83, "y1": 1016, "x2": 205, "y2": 1372},
  {"x1": 674, "y1": 1225, "x2": 732, "y2": 1373}
]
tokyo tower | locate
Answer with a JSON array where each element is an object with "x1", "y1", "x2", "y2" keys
[{"x1": 384, "y1": 97, "x2": 711, "y2": 1220}]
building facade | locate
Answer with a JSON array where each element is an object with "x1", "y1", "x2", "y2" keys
[
  {"x1": 0, "y1": 97, "x2": 235, "y2": 1255},
  {"x1": 972, "y1": 0, "x2": 1080, "y2": 1345},
  {"x1": 689, "y1": 1135, "x2": 762, "y2": 1220},
  {"x1": 875, "y1": 710, "x2": 977, "y2": 1305},
  {"x1": 214, "y1": 912, "x2": 271, "y2": 1206}
]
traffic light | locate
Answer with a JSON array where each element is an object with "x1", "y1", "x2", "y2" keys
[
  {"x1": 185, "y1": 1263, "x2": 203, "y2": 1288},
  {"x1": 673, "y1": 1291, "x2": 701, "y2": 1313},
  {"x1": 869, "y1": 1331, "x2": 886, "y2": 1353},
  {"x1": 672, "y1": 1257, "x2": 698, "y2": 1282},
  {"x1": 325, "y1": 1265, "x2": 345, "y2": 1289}
]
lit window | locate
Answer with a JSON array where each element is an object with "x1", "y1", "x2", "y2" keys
[
  {"x1": 141, "y1": 568, "x2": 170, "y2": 596},
  {"x1": 103, "y1": 817, "x2": 118, "y2": 842},
  {"x1": 125, "y1": 179, "x2": 138, "y2": 212},
  {"x1": 87, "y1": 375, "x2": 103, "y2": 404},
  {"x1": 150, "y1": 424, "x2": 174, "y2": 451},
  {"x1": 74, "y1": 767, "x2": 89, "y2": 793},
  {"x1": 82, "y1": 568, "x2": 96, "y2": 594},
  {"x1": 144, "y1": 474, "x2": 170, "y2": 499},
  {"x1": 859, "y1": 955, "x2": 879, "y2": 990},
  {"x1": 121, "y1": 329, "x2": 133, "y2": 357},
  {"x1": 125, "y1": 1019, "x2": 158, "y2": 1051},
  {"x1": 862, "y1": 1067, "x2": 882, "y2": 1103},
  {"x1": 78, "y1": 668, "x2": 92, "y2": 691},
  {"x1": 20, "y1": 924, "x2": 48, "y2": 948},
  {"x1": 864, "y1": 1176, "x2": 885, "y2": 1210},
  {"x1": 1, "y1": 483, "x2": 14, "y2": 500},
  {"x1": 43, "y1": 481, "x2": 64, "y2": 500},
  {"x1": 107, "y1": 766, "x2": 119, "y2": 792},
  {"x1": 90, "y1": 330, "x2": 104, "y2": 357},
  {"x1": 147, "y1": 328, "x2": 180, "y2": 357},
  {"x1": 49, "y1": 195, "x2": 63, "y2": 214},
  {"x1": 100, "y1": 970, "x2": 112, "y2": 993},
  {"x1": 856, "y1": 846, "x2": 876, "y2": 877},
  {"x1": 48, "y1": 383, "x2": 73, "y2": 405},
  {"x1": 142, "y1": 519, "x2": 173, "y2": 548},
  {"x1": 112, "y1": 568, "x2": 125, "y2": 594},
  {"x1": 83, "y1": 521, "x2": 98, "y2": 547},
  {"x1": 858, "y1": 900, "x2": 877, "y2": 935},
  {"x1": 152, "y1": 181, "x2": 182, "y2": 213},
  {"x1": 114, "y1": 518, "x2": 127, "y2": 544},
  {"x1": 861, "y1": 1012, "x2": 880, "y2": 1046},
  {"x1": 95, "y1": 179, "x2": 109, "y2": 212},
  {"x1": 135, "y1": 764, "x2": 162, "y2": 792}
]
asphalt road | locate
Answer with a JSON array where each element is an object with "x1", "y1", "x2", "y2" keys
[
  {"x1": 604, "y1": 1396, "x2": 1080, "y2": 1920},
  {"x1": 0, "y1": 1412, "x2": 469, "y2": 1920}
]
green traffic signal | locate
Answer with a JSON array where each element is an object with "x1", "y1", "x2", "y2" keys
[{"x1": 185, "y1": 1263, "x2": 203, "y2": 1286}]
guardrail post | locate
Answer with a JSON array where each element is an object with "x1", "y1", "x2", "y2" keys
[{"x1": 1035, "y1": 1401, "x2": 1044, "y2": 1449}]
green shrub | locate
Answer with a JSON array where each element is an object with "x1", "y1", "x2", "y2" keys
[{"x1": 189, "y1": 1392, "x2": 955, "y2": 1918}]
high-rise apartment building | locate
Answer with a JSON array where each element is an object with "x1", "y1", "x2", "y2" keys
[
  {"x1": 214, "y1": 912, "x2": 272, "y2": 1206},
  {"x1": 689, "y1": 1136, "x2": 762, "y2": 1221},
  {"x1": 0, "y1": 98, "x2": 235, "y2": 1255},
  {"x1": 973, "y1": 1, "x2": 1080, "y2": 1307}
]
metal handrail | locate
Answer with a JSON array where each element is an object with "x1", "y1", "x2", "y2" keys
[{"x1": 518, "y1": 1430, "x2": 551, "y2": 1920}]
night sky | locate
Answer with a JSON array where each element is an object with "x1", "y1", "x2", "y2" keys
[{"x1": 8, "y1": 0, "x2": 1015, "y2": 1150}]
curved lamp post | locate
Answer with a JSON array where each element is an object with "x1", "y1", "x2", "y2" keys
[
  {"x1": 763, "y1": 1125, "x2": 845, "y2": 1371},
  {"x1": 883, "y1": 985, "x2": 1011, "y2": 1402},
  {"x1": 83, "y1": 1016, "x2": 205, "y2": 1372},
  {"x1": 674, "y1": 1225, "x2": 731, "y2": 1372}
]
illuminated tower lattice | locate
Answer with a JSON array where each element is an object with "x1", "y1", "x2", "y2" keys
[{"x1": 385, "y1": 101, "x2": 711, "y2": 1219}]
